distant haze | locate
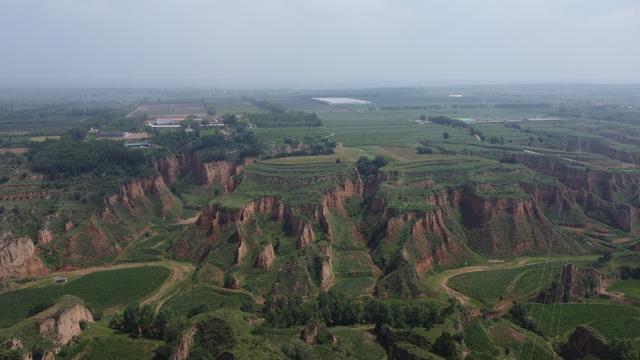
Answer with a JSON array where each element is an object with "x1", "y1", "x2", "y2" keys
[{"x1": 1, "y1": 0, "x2": 639, "y2": 88}]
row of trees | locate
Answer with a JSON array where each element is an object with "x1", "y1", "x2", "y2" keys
[
  {"x1": 423, "y1": 115, "x2": 470, "y2": 128},
  {"x1": 109, "y1": 303, "x2": 185, "y2": 342},
  {"x1": 263, "y1": 290, "x2": 443, "y2": 330}
]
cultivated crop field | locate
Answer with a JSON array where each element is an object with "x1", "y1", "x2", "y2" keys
[
  {"x1": 0, "y1": 266, "x2": 169, "y2": 328},
  {"x1": 161, "y1": 286, "x2": 254, "y2": 317},
  {"x1": 524, "y1": 302, "x2": 640, "y2": 339},
  {"x1": 608, "y1": 278, "x2": 640, "y2": 301},
  {"x1": 448, "y1": 262, "x2": 566, "y2": 304}
]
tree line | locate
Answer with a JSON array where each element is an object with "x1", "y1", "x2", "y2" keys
[{"x1": 263, "y1": 290, "x2": 447, "y2": 330}]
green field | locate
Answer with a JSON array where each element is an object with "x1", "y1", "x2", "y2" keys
[
  {"x1": 463, "y1": 322, "x2": 500, "y2": 358},
  {"x1": 609, "y1": 279, "x2": 640, "y2": 301},
  {"x1": 525, "y1": 302, "x2": 640, "y2": 339},
  {"x1": 489, "y1": 321, "x2": 557, "y2": 360},
  {"x1": 161, "y1": 286, "x2": 254, "y2": 316},
  {"x1": 0, "y1": 266, "x2": 169, "y2": 328},
  {"x1": 448, "y1": 262, "x2": 564, "y2": 304}
]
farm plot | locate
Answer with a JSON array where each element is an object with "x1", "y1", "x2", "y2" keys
[
  {"x1": 524, "y1": 302, "x2": 640, "y2": 339},
  {"x1": 447, "y1": 262, "x2": 565, "y2": 304},
  {"x1": 0, "y1": 266, "x2": 169, "y2": 328}
]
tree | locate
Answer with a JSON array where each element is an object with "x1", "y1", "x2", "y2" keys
[
  {"x1": 222, "y1": 113, "x2": 238, "y2": 125},
  {"x1": 432, "y1": 332, "x2": 460, "y2": 360},
  {"x1": 65, "y1": 127, "x2": 87, "y2": 141},
  {"x1": 362, "y1": 299, "x2": 391, "y2": 328},
  {"x1": 317, "y1": 290, "x2": 361, "y2": 326},
  {"x1": 193, "y1": 318, "x2": 236, "y2": 357},
  {"x1": 118, "y1": 303, "x2": 155, "y2": 337},
  {"x1": 609, "y1": 339, "x2": 640, "y2": 360},
  {"x1": 442, "y1": 132, "x2": 450, "y2": 139},
  {"x1": 356, "y1": 156, "x2": 388, "y2": 178}
]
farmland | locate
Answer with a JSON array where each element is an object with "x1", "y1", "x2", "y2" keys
[
  {"x1": 524, "y1": 302, "x2": 640, "y2": 339},
  {"x1": 0, "y1": 266, "x2": 169, "y2": 328}
]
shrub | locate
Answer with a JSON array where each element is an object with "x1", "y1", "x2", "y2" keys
[{"x1": 27, "y1": 300, "x2": 54, "y2": 316}]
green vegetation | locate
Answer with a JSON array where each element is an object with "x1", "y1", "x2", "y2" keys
[
  {"x1": 448, "y1": 262, "x2": 564, "y2": 304},
  {"x1": 463, "y1": 322, "x2": 500, "y2": 358},
  {"x1": 152, "y1": 128, "x2": 261, "y2": 160},
  {"x1": 60, "y1": 333, "x2": 162, "y2": 360},
  {"x1": 4, "y1": 87, "x2": 640, "y2": 358},
  {"x1": 524, "y1": 302, "x2": 640, "y2": 339},
  {"x1": 161, "y1": 287, "x2": 254, "y2": 317},
  {"x1": 217, "y1": 160, "x2": 354, "y2": 207},
  {"x1": 28, "y1": 139, "x2": 151, "y2": 179},
  {"x1": 609, "y1": 279, "x2": 640, "y2": 301},
  {"x1": 248, "y1": 110, "x2": 322, "y2": 128},
  {"x1": 380, "y1": 156, "x2": 553, "y2": 212},
  {"x1": 0, "y1": 266, "x2": 169, "y2": 328},
  {"x1": 263, "y1": 290, "x2": 443, "y2": 330}
]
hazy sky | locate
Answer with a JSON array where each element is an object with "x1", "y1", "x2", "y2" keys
[{"x1": 1, "y1": 0, "x2": 639, "y2": 87}]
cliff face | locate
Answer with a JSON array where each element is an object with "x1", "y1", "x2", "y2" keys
[
  {"x1": 516, "y1": 154, "x2": 640, "y2": 231},
  {"x1": 179, "y1": 196, "x2": 319, "y2": 263},
  {"x1": 384, "y1": 208, "x2": 465, "y2": 273},
  {"x1": 38, "y1": 303, "x2": 94, "y2": 346},
  {"x1": 156, "y1": 154, "x2": 250, "y2": 192},
  {"x1": 321, "y1": 177, "x2": 364, "y2": 216},
  {"x1": 105, "y1": 176, "x2": 176, "y2": 220},
  {"x1": 567, "y1": 137, "x2": 640, "y2": 165},
  {"x1": 538, "y1": 264, "x2": 606, "y2": 304},
  {"x1": 460, "y1": 191, "x2": 556, "y2": 256},
  {"x1": 561, "y1": 264, "x2": 605, "y2": 299},
  {"x1": 561, "y1": 325, "x2": 610, "y2": 360},
  {"x1": 378, "y1": 185, "x2": 558, "y2": 275},
  {"x1": 0, "y1": 233, "x2": 47, "y2": 278},
  {"x1": 170, "y1": 325, "x2": 197, "y2": 360},
  {"x1": 255, "y1": 243, "x2": 276, "y2": 270},
  {"x1": 37, "y1": 229, "x2": 54, "y2": 246}
]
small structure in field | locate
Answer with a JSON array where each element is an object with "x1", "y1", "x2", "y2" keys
[
  {"x1": 51, "y1": 276, "x2": 67, "y2": 285},
  {"x1": 312, "y1": 97, "x2": 371, "y2": 105},
  {"x1": 124, "y1": 142, "x2": 150, "y2": 148},
  {"x1": 95, "y1": 131, "x2": 130, "y2": 138}
]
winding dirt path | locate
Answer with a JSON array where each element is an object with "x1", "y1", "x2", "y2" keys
[
  {"x1": 141, "y1": 261, "x2": 195, "y2": 311},
  {"x1": 436, "y1": 265, "x2": 490, "y2": 304}
]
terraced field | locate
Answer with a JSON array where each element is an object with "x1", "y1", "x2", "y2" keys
[
  {"x1": 327, "y1": 212, "x2": 380, "y2": 297},
  {"x1": 380, "y1": 156, "x2": 554, "y2": 211},
  {"x1": 217, "y1": 160, "x2": 355, "y2": 207}
]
